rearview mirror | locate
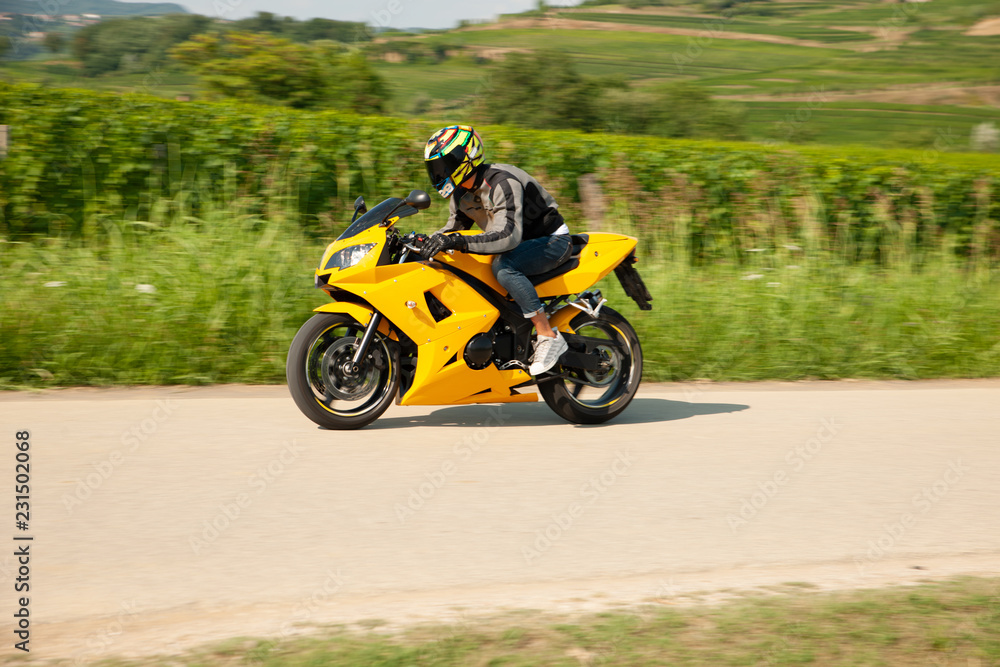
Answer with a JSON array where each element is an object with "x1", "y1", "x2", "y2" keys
[
  {"x1": 404, "y1": 190, "x2": 431, "y2": 211},
  {"x1": 350, "y1": 195, "x2": 367, "y2": 222}
]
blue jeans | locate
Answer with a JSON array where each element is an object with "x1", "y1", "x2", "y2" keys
[{"x1": 492, "y1": 234, "x2": 573, "y2": 318}]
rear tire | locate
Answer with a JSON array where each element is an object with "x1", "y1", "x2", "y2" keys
[
  {"x1": 539, "y1": 307, "x2": 643, "y2": 424},
  {"x1": 286, "y1": 313, "x2": 400, "y2": 430}
]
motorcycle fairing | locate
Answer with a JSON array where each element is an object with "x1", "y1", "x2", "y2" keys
[{"x1": 312, "y1": 223, "x2": 639, "y2": 407}]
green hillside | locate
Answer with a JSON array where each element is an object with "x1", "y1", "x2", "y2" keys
[
  {"x1": 0, "y1": 0, "x2": 188, "y2": 15},
  {"x1": 1, "y1": 0, "x2": 998, "y2": 148},
  {"x1": 372, "y1": 0, "x2": 1000, "y2": 147}
]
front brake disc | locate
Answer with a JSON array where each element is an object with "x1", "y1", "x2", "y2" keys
[{"x1": 320, "y1": 337, "x2": 378, "y2": 401}]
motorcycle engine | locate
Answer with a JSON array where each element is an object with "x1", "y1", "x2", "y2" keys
[{"x1": 463, "y1": 333, "x2": 494, "y2": 370}]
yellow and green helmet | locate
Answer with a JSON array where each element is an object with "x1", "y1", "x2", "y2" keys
[{"x1": 424, "y1": 125, "x2": 485, "y2": 198}]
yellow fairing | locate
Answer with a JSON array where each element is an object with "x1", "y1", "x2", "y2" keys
[
  {"x1": 316, "y1": 230, "x2": 536, "y2": 406},
  {"x1": 436, "y1": 232, "x2": 638, "y2": 298},
  {"x1": 312, "y1": 302, "x2": 394, "y2": 339},
  {"x1": 366, "y1": 263, "x2": 535, "y2": 406},
  {"x1": 311, "y1": 228, "x2": 635, "y2": 407}
]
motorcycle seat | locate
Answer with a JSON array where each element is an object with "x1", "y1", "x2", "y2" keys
[{"x1": 528, "y1": 234, "x2": 588, "y2": 286}]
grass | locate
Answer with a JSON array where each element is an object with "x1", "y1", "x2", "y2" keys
[
  {"x1": 0, "y1": 55, "x2": 199, "y2": 99},
  {"x1": 738, "y1": 101, "x2": 1000, "y2": 146},
  {"x1": 108, "y1": 577, "x2": 1000, "y2": 665},
  {"x1": 2, "y1": 198, "x2": 1000, "y2": 388},
  {"x1": 559, "y1": 11, "x2": 875, "y2": 43},
  {"x1": 0, "y1": 204, "x2": 321, "y2": 387}
]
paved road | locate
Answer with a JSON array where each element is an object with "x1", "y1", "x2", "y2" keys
[{"x1": 1, "y1": 380, "x2": 998, "y2": 662}]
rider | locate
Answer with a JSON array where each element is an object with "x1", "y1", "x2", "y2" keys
[{"x1": 420, "y1": 125, "x2": 570, "y2": 376}]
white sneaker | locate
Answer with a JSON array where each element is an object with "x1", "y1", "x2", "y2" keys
[{"x1": 529, "y1": 328, "x2": 568, "y2": 376}]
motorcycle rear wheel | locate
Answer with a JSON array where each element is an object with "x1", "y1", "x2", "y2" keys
[
  {"x1": 538, "y1": 307, "x2": 643, "y2": 425},
  {"x1": 286, "y1": 313, "x2": 400, "y2": 430}
]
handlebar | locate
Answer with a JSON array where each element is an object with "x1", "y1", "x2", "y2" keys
[{"x1": 397, "y1": 231, "x2": 454, "y2": 258}]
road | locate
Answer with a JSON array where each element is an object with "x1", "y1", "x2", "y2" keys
[{"x1": 1, "y1": 380, "x2": 998, "y2": 662}]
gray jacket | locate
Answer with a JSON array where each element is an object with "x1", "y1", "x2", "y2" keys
[{"x1": 438, "y1": 163, "x2": 566, "y2": 255}]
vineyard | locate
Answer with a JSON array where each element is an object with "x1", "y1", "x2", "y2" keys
[
  {"x1": 2, "y1": 83, "x2": 999, "y2": 266},
  {"x1": 2, "y1": 83, "x2": 1000, "y2": 387}
]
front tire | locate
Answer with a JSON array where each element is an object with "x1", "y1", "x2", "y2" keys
[
  {"x1": 286, "y1": 313, "x2": 400, "y2": 430},
  {"x1": 539, "y1": 307, "x2": 643, "y2": 424}
]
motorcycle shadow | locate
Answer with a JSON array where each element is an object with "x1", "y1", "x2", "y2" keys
[{"x1": 368, "y1": 398, "x2": 749, "y2": 429}]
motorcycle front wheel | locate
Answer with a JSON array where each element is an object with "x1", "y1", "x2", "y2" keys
[
  {"x1": 286, "y1": 313, "x2": 400, "y2": 430},
  {"x1": 539, "y1": 306, "x2": 643, "y2": 425}
]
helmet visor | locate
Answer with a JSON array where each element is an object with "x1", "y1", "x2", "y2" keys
[{"x1": 425, "y1": 152, "x2": 462, "y2": 197}]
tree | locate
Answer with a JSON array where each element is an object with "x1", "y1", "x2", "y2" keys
[
  {"x1": 477, "y1": 50, "x2": 604, "y2": 131},
  {"x1": 170, "y1": 32, "x2": 385, "y2": 112},
  {"x1": 71, "y1": 14, "x2": 213, "y2": 76},
  {"x1": 598, "y1": 82, "x2": 746, "y2": 140},
  {"x1": 654, "y1": 83, "x2": 745, "y2": 140},
  {"x1": 43, "y1": 32, "x2": 65, "y2": 54}
]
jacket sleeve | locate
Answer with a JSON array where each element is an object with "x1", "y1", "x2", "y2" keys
[
  {"x1": 461, "y1": 177, "x2": 523, "y2": 255},
  {"x1": 437, "y1": 196, "x2": 474, "y2": 234}
]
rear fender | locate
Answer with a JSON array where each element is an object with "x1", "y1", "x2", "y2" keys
[{"x1": 549, "y1": 304, "x2": 582, "y2": 334}]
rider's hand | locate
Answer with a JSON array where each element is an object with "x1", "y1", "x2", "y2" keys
[{"x1": 419, "y1": 233, "x2": 466, "y2": 260}]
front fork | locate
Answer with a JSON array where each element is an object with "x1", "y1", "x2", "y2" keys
[
  {"x1": 348, "y1": 244, "x2": 412, "y2": 370},
  {"x1": 349, "y1": 311, "x2": 384, "y2": 372}
]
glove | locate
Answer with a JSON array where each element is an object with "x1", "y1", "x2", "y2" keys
[{"x1": 419, "y1": 233, "x2": 466, "y2": 260}]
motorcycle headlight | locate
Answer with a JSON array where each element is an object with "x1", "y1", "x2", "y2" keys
[{"x1": 322, "y1": 243, "x2": 377, "y2": 271}]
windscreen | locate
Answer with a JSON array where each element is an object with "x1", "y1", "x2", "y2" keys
[{"x1": 337, "y1": 198, "x2": 420, "y2": 241}]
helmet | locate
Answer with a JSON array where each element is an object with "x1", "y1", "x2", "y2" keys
[{"x1": 424, "y1": 125, "x2": 484, "y2": 198}]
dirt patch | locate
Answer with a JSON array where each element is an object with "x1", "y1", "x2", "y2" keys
[
  {"x1": 30, "y1": 554, "x2": 1000, "y2": 662},
  {"x1": 467, "y1": 45, "x2": 533, "y2": 61},
  {"x1": 965, "y1": 16, "x2": 1000, "y2": 36},
  {"x1": 760, "y1": 78, "x2": 801, "y2": 83},
  {"x1": 718, "y1": 84, "x2": 1000, "y2": 107},
  {"x1": 460, "y1": 15, "x2": 855, "y2": 50},
  {"x1": 558, "y1": 5, "x2": 722, "y2": 19}
]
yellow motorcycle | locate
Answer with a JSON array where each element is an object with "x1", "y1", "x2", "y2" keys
[{"x1": 286, "y1": 190, "x2": 652, "y2": 429}]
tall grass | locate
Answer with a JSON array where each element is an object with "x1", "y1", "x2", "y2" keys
[
  {"x1": 609, "y1": 257, "x2": 1000, "y2": 381},
  {"x1": 2, "y1": 195, "x2": 999, "y2": 388},
  {"x1": 0, "y1": 198, "x2": 320, "y2": 386}
]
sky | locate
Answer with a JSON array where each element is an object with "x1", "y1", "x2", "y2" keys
[{"x1": 168, "y1": 0, "x2": 579, "y2": 30}]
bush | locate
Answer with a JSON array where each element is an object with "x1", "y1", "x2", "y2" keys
[{"x1": 1, "y1": 83, "x2": 998, "y2": 267}]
